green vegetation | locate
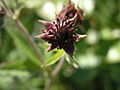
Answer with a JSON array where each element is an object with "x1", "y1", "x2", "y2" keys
[{"x1": 0, "y1": 0, "x2": 120, "y2": 90}]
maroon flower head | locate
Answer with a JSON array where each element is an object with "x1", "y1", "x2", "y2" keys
[
  {"x1": 35, "y1": 0, "x2": 86, "y2": 56},
  {"x1": 58, "y1": 0, "x2": 84, "y2": 24}
]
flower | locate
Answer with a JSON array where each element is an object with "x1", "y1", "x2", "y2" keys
[
  {"x1": 58, "y1": 0, "x2": 84, "y2": 24},
  {"x1": 0, "y1": 7, "x2": 5, "y2": 17},
  {"x1": 35, "y1": 0, "x2": 86, "y2": 56}
]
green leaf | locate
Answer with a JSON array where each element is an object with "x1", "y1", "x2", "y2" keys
[
  {"x1": 0, "y1": 60, "x2": 41, "y2": 71},
  {"x1": 42, "y1": 49, "x2": 65, "y2": 67},
  {"x1": 0, "y1": 60, "x2": 26, "y2": 70},
  {"x1": 66, "y1": 55, "x2": 80, "y2": 68}
]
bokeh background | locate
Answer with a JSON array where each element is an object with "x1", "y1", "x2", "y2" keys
[{"x1": 0, "y1": 0, "x2": 120, "y2": 90}]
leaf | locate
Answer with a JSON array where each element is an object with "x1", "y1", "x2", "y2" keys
[
  {"x1": 66, "y1": 55, "x2": 80, "y2": 68},
  {"x1": 42, "y1": 49, "x2": 65, "y2": 67},
  {"x1": 0, "y1": 60, "x2": 41, "y2": 71},
  {"x1": 0, "y1": 60, "x2": 26, "y2": 70}
]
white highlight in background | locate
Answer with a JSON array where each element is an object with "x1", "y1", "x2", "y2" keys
[
  {"x1": 86, "y1": 29, "x2": 99, "y2": 44},
  {"x1": 79, "y1": 0, "x2": 95, "y2": 14},
  {"x1": 43, "y1": 2, "x2": 55, "y2": 20},
  {"x1": 107, "y1": 48, "x2": 120, "y2": 63}
]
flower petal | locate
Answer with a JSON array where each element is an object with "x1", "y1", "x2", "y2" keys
[
  {"x1": 35, "y1": 33, "x2": 54, "y2": 41},
  {"x1": 76, "y1": 9, "x2": 84, "y2": 23},
  {"x1": 76, "y1": 34, "x2": 87, "y2": 42},
  {"x1": 38, "y1": 20, "x2": 55, "y2": 30}
]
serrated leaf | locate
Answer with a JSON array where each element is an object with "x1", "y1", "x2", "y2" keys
[{"x1": 42, "y1": 49, "x2": 65, "y2": 67}]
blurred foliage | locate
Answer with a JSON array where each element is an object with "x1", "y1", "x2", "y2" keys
[{"x1": 0, "y1": 0, "x2": 120, "y2": 90}]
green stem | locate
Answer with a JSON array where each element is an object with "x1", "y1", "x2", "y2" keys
[
  {"x1": 45, "y1": 56, "x2": 65, "y2": 90},
  {"x1": 0, "y1": 0, "x2": 44, "y2": 63}
]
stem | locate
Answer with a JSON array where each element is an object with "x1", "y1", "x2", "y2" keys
[
  {"x1": 14, "y1": 20, "x2": 44, "y2": 62},
  {"x1": 0, "y1": 0, "x2": 44, "y2": 63},
  {"x1": 51, "y1": 56, "x2": 65, "y2": 77},
  {"x1": 45, "y1": 56, "x2": 65, "y2": 90},
  {"x1": 0, "y1": 0, "x2": 13, "y2": 17}
]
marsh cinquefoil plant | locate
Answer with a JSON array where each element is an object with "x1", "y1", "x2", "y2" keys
[{"x1": 35, "y1": 0, "x2": 87, "y2": 56}]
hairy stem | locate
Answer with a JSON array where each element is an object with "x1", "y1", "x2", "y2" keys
[
  {"x1": 45, "y1": 56, "x2": 65, "y2": 90},
  {"x1": 0, "y1": 0, "x2": 44, "y2": 63},
  {"x1": 51, "y1": 56, "x2": 65, "y2": 77}
]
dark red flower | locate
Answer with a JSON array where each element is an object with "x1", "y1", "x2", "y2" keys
[
  {"x1": 35, "y1": 0, "x2": 86, "y2": 56},
  {"x1": 0, "y1": 7, "x2": 5, "y2": 17},
  {"x1": 58, "y1": 0, "x2": 84, "y2": 24}
]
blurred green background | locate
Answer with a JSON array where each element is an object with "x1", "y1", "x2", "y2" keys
[{"x1": 0, "y1": 0, "x2": 120, "y2": 90}]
